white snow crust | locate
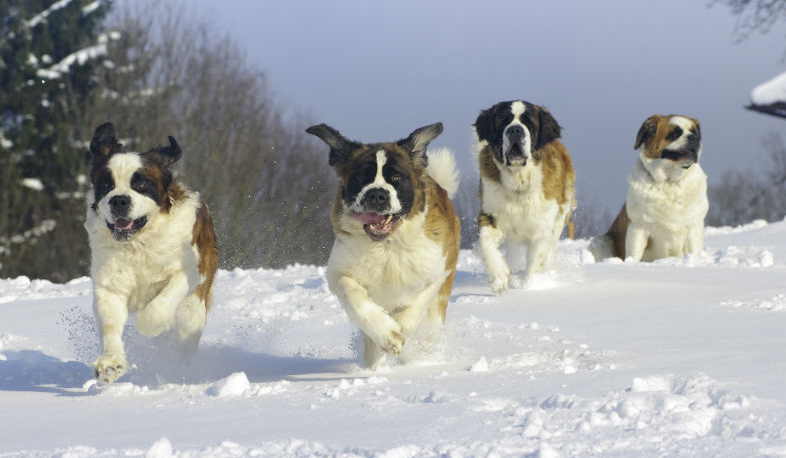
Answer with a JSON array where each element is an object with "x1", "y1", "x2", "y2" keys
[
  {"x1": 751, "y1": 71, "x2": 786, "y2": 106},
  {"x1": 2, "y1": 221, "x2": 786, "y2": 457}
]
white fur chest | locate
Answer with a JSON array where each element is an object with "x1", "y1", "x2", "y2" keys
[
  {"x1": 481, "y1": 169, "x2": 558, "y2": 243},
  {"x1": 86, "y1": 191, "x2": 201, "y2": 309},
  {"x1": 626, "y1": 159, "x2": 709, "y2": 233},
  {"x1": 327, "y1": 212, "x2": 448, "y2": 313}
]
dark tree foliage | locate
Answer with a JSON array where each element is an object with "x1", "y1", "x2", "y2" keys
[{"x1": 0, "y1": 0, "x2": 112, "y2": 282}]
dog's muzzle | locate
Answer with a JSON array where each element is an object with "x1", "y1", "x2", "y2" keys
[
  {"x1": 504, "y1": 125, "x2": 527, "y2": 167},
  {"x1": 662, "y1": 136, "x2": 700, "y2": 169}
]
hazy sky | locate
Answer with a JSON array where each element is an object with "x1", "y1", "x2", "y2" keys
[{"x1": 188, "y1": 0, "x2": 786, "y2": 213}]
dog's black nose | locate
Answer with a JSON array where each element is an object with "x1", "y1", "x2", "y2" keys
[
  {"x1": 109, "y1": 195, "x2": 131, "y2": 215},
  {"x1": 362, "y1": 188, "x2": 390, "y2": 211},
  {"x1": 506, "y1": 125, "x2": 525, "y2": 142}
]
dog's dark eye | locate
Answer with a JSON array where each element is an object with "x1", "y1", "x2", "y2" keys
[
  {"x1": 134, "y1": 181, "x2": 148, "y2": 191},
  {"x1": 666, "y1": 127, "x2": 683, "y2": 142},
  {"x1": 390, "y1": 173, "x2": 402, "y2": 183}
]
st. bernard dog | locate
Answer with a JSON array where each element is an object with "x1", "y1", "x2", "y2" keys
[
  {"x1": 588, "y1": 114, "x2": 708, "y2": 262},
  {"x1": 473, "y1": 100, "x2": 576, "y2": 293},
  {"x1": 85, "y1": 122, "x2": 218, "y2": 383},
  {"x1": 306, "y1": 122, "x2": 460, "y2": 370}
]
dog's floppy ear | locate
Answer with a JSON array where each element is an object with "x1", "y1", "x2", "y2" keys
[
  {"x1": 146, "y1": 136, "x2": 182, "y2": 168},
  {"x1": 90, "y1": 122, "x2": 123, "y2": 158},
  {"x1": 398, "y1": 122, "x2": 443, "y2": 168},
  {"x1": 473, "y1": 106, "x2": 496, "y2": 145},
  {"x1": 306, "y1": 123, "x2": 360, "y2": 167},
  {"x1": 536, "y1": 106, "x2": 562, "y2": 150},
  {"x1": 634, "y1": 116, "x2": 659, "y2": 151}
]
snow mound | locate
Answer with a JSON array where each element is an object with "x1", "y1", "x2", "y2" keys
[{"x1": 206, "y1": 372, "x2": 251, "y2": 397}]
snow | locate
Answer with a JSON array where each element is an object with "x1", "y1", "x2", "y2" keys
[
  {"x1": 25, "y1": 0, "x2": 75, "y2": 28},
  {"x1": 0, "y1": 131, "x2": 12, "y2": 149},
  {"x1": 21, "y1": 178, "x2": 44, "y2": 191},
  {"x1": 751, "y1": 71, "x2": 786, "y2": 105},
  {"x1": 36, "y1": 44, "x2": 108, "y2": 80},
  {"x1": 82, "y1": 1, "x2": 101, "y2": 16},
  {"x1": 2, "y1": 221, "x2": 786, "y2": 457}
]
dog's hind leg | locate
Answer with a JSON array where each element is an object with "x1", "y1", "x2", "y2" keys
[{"x1": 176, "y1": 292, "x2": 207, "y2": 355}]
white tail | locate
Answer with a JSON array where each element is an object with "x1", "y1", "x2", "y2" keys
[{"x1": 426, "y1": 147, "x2": 460, "y2": 199}]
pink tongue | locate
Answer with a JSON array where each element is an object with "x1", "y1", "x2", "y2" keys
[
  {"x1": 114, "y1": 219, "x2": 134, "y2": 230},
  {"x1": 353, "y1": 212, "x2": 386, "y2": 225}
]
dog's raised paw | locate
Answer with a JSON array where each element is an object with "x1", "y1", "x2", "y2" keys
[
  {"x1": 94, "y1": 354, "x2": 127, "y2": 383},
  {"x1": 488, "y1": 271, "x2": 511, "y2": 294},
  {"x1": 382, "y1": 329, "x2": 406, "y2": 355}
]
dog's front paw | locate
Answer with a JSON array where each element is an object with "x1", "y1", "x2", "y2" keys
[
  {"x1": 94, "y1": 354, "x2": 127, "y2": 383},
  {"x1": 136, "y1": 306, "x2": 173, "y2": 337},
  {"x1": 381, "y1": 328, "x2": 406, "y2": 355},
  {"x1": 488, "y1": 269, "x2": 511, "y2": 294}
]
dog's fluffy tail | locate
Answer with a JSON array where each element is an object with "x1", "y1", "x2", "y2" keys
[{"x1": 426, "y1": 147, "x2": 459, "y2": 199}]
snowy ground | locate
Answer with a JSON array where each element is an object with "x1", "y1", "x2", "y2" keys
[{"x1": 2, "y1": 221, "x2": 786, "y2": 457}]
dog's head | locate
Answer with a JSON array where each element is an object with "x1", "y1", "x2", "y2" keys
[
  {"x1": 634, "y1": 115, "x2": 702, "y2": 182},
  {"x1": 474, "y1": 100, "x2": 561, "y2": 168},
  {"x1": 88, "y1": 122, "x2": 182, "y2": 242},
  {"x1": 306, "y1": 122, "x2": 443, "y2": 242}
]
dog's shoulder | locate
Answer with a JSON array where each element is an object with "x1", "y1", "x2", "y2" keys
[{"x1": 538, "y1": 139, "x2": 575, "y2": 206}]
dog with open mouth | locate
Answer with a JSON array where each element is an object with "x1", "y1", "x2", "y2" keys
[
  {"x1": 85, "y1": 122, "x2": 217, "y2": 383},
  {"x1": 473, "y1": 100, "x2": 576, "y2": 293},
  {"x1": 588, "y1": 114, "x2": 708, "y2": 262},
  {"x1": 307, "y1": 122, "x2": 460, "y2": 369}
]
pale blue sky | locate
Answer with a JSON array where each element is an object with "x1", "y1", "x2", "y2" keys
[{"x1": 188, "y1": 0, "x2": 785, "y2": 212}]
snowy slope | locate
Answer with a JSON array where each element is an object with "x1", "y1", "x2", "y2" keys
[{"x1": 2, "y1": 221, "x2": 786, "y2": 457}]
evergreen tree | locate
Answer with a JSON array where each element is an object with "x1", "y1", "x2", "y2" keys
[{"x1": 0, "y1": 0, "x2": 112, "y2": 282}]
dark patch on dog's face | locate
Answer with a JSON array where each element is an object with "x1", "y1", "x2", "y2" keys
[
  {"x1": 474, "y1": 100, "x2": 562, "y2": 166},
  {"x1": 92, "y1": 167, "x2": 115, "y2": 209}
]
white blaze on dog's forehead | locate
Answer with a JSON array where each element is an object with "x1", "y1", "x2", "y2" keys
[
  {"x1": 350, "y1": 149, "x2": 402, "y2": 214},
  {"x1": 107, "y1": 152, "x2": 143, "y2": 184},
  {"x1": 511, "y1": 100, "x2": 526, "y2": 118},
  {"x1": 502, "y1": 102, "x2": 532, "y2": 162},
  {"x1": 669, "y1": 116, "x2": 695, "y2": 132},
  {"x1": 375, "y1": 149, "x2": 387, "y2": 180}
]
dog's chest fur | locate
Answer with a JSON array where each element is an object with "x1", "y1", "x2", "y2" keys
[
  {"x1": 481, "y1": 165, "x2": 561, "y2": 242},
  {"x1": 86, "y1": 190, "x2": 202, "y2": 311},
  {"x1": 328, "y1": 210, "x2": 448, "y2": 313},
  {"x1": 627, "y1": 158, "x2": 708, "y2": 234}
]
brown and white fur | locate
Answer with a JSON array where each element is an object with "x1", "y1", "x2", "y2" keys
[
  {"x1": 588, "y1": 115, "x2": 707, "y2": 262},
  {"x1": 85, "y1": 122, "x2": 217, "y2": 383},
  {"x1": 473, "y1": 100, "x2": 576, "y2": 294},
  {"x1": 306, "y1": 122, "x2": 460, "y2": 370}
]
